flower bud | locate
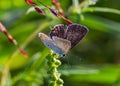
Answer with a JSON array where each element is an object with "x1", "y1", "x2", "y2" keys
[
  {"x1": 56, "y1": 79, "x2": 64, "y2": 85},
  {"x1": 19, "y1": 48, "x2": 28, "y2": 58},
  {"x1": 34, "y1": 6, "x2": 46, "y2": 16},
  {"x1": 25, "y1": 0, "x2": 35, "y2": 6},
  {"x1": 49, "y1": 8, "x2": 59, "y2": 17}
]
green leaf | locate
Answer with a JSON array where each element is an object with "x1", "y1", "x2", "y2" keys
[
  {"x1": 80, "y1": 14, "x2": 120, "y2": 33},
  {"x1": 60, "y1": 65, "x2": 120, "y2": 84}
]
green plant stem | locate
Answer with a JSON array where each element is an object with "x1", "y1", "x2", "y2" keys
[
  {"x1": 11, "y1": 21, "x2": 49, "y2": 57},
  {"x1": 46, "y1": 50, "x2": 64, "y2": 86},
  {"x1": 0, "y1": 61, "x2": 10, "y2": 86},
  {"x1": 70, "y1": 0, "x2": 98, "y2": 14},
  {"x1": 71, "y1": 0, "x2": 89, "y2": 13},
  {"x1": 82, "y1": 7, "x2": 120, "y2": 15},
  {"x1": 78, "y1": 0, "x2": 89, "y2": 9}
]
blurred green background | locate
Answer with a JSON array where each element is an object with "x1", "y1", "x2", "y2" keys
[{"x1": 0, "y1": 0, "x2": 120, "y2": 86}]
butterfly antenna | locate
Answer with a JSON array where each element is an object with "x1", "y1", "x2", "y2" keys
[
  {"x1": 65, "y1": 54, "x2": 71, "y2": 67},
  {"x1": 49, "y1": 25, "x2": 54, "y2": 30}
]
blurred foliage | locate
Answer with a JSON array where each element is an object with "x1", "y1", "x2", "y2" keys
[{"x1": 0, "y1": 0, "x2": 120, "y2": 86}]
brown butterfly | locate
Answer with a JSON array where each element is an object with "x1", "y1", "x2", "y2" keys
[{"x1": 38, "y1": 24, "x2": 88, "y2": 56}]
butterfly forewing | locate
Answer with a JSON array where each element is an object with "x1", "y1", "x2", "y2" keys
[
  {"x1": 50, "y1": 24, "x2": 66, "y2": 39},
  {"x1": 38, "y1": 33, "x2": 55, "y2": 47},
  {"x1": 66, "y1": 24, "x2": 88, "y2": 49},
  {"x1": 38, "y1": 33, "x2": 67, "y2": 56}
]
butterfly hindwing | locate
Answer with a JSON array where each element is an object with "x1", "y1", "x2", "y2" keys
[
  {"x1": 38, "y1": 33, "x2": 55, "y2": 48},
  {"x1": 66, "y1": 24, "x2": 88, "y2": 49},
  {"x1": 52, "y1": 36, "x2": 71, "y2": 54}
]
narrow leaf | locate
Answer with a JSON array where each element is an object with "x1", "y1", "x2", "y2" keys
[{"x1": 82, "y1": 7, "x2": 120, "y2": 15}]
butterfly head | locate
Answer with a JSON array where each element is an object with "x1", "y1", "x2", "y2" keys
[{"x1": 38, "y1": 32, "x2": 46, "y2": 39}]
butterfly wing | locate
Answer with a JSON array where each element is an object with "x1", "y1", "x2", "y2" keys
[
  {"x1": 38, "y1": 33, "x2": 66, "y2": 56},
  {"x1": 49, "y1": 24, "x2": 66, "y2": 39},
  {"x1": 66, "y1": 24, "x2": 88, "y2": 49},
  {"x1": 52, "y1": 36, "x2": 71, "y2": 54}
]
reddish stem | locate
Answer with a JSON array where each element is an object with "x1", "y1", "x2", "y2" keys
[
  {"x1": 52, "y1": 0, "x2": 73, "y2": 25},
  {"x1": 0, "y1": 22, "x2": 28, "y2": 58},
  {"x1": 52, "y1": 0, "x2": 64, "y2": 16}
]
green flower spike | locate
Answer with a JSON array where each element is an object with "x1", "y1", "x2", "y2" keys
[{"x1": 46, "y1": 50, "x2": 64, "y2": 86}]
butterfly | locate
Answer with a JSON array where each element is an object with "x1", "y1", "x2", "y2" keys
[{"x1": 38, "y1": 24, "x2": 88, "y2": 57}]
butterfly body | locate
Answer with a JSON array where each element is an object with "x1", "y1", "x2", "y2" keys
[{"x1": 38, "y1": 24, "x2": 88, "y2": 57}]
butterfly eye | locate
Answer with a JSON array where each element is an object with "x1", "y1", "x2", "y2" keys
[
  {"x1": 60, "y1": 54, "x2": 66, "y2": 57},
  {"x1": 58, "y1": 53, "x2": 66, "y2": 57},
  {"x1": 47, "y1": 44, "x2": 50, "y2": 47}
]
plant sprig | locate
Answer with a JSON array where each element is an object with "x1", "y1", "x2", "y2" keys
[{"x1": 46, "y1": 50, "x2": 64, "y2": 86}]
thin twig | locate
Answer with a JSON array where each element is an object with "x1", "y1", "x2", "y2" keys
[
  {"x1": 52, "y1": 0, "x2": 64, "y2": 16},
  {"x1": 0, "y1": 22, "x2": 28, "y2": 58},
  {"x1": 36, "y1": 0, "x2": 73, "y2": 24}
]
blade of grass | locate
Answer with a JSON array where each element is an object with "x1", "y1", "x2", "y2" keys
[
  {"x1": 60, "y1": 65, "x2": 120, "y2": 84},
  {"x1": 82, "y1": 7, "x2": 120, "y2": 15}
]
